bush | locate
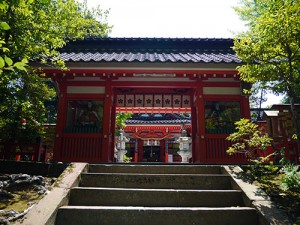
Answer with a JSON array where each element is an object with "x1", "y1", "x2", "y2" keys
[
  {"x1": 280, "y1": 164, "x2": 300, "y2": 191},
  {"x1": 226, "y1": 118, "x2": 272, "y2": 162}
]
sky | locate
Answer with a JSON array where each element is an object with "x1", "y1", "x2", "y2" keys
[
  {"x1": 86, "y1": 0, "x2": 283, "y2": 106},
  {"x1": 88, "y1": 0, "x2": 246, "y2": 38}
]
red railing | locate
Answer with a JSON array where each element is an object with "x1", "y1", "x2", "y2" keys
[
  {"x1": 204, "y1": 134, "x2": 247, "y2": 163},
  {"x1": 56, "y1": 134, "x2": 102, "y2": 162}
]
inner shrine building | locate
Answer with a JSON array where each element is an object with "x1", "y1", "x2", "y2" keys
[{"x1": 43, "y1": 38, "x2": 250, "y2": 163}]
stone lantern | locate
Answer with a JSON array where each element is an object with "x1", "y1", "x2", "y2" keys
[
  {"x1": 176, "y1": 129, "x2": 192, "y2": 163},
  {"x1": 116, "y1": 129, "x2": 129, "y2": 162}
]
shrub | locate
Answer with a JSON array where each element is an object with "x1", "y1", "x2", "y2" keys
[
  {"x1": 226, "y1": 118, "x2": 273, "y2": 162},
  {"x1": 280, "y1": 164, "x2": 300, "y2": 191}
]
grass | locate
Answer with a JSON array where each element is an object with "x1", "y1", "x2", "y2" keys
[{"x1": 0, "y1": 190, "x2": 42, "y2": 213}]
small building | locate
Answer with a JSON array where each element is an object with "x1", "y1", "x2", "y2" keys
[
  {"x1": 42, "y1": 37, "x2": 250, "y2": 163},
  {"x1": 261, "y1": 105, "x2": 300, "y2": 163},
  {"x1": 123, "y1": 113, "x2": 192, "y2": 163}
]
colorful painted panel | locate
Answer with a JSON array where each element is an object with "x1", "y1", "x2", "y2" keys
[
  {"x1": 173, "y1": 95, "x2": 181, "y2": 107},
  {"x1": 65, "y1": 100, "x2": 103, "y2": 133},
  {"x1": 163, "y1": 95, "x2": 172, "y2": 107},
  {"x1": 135, "y1": 94, "x2": 144, "y2": 107},
  {"x1": 126, "y1": 94, "x2": 134, "y2": 107},
  {"x1": 182, "y1": 95, "x2": 191, "y2": 107},
  {"x1": 116, "y1": 95, "x2": 125, "y2": 107},
  {"x1": 154, "y1": 95, "x2": 163, "y2": 107},
  {"x1": 144, "y1": 95, "x2": 153, "y2": 107},
  {"x1": 205, "y1": 101, "x2": 241, "y2": 134}
]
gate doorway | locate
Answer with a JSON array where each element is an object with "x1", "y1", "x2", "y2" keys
[
  {"x1": 142, "y1": 146, "x2": 160, "y2": 162},
  {"x1": 46, "y1": 37, "x2": 252, "y2": 164},
  {"x1": 114, "y1": 88, "x2": 193, "y2": 163}
]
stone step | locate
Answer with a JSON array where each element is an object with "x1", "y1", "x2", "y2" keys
[
  {"x1": 69, "y1": 187, "x2": 245, "y2": 207},
  {"x1": 79, "y1": 173, "x2": 232, "y2": 190},
  {"x1": 88, "y1": 164, "x2": 222, "y2": 174},
  {"x1": 55, "y1": 206, "x2": 258, "y2": 225}
]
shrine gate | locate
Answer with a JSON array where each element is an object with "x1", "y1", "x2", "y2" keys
[{"x1": 43, "y1": 38, "x2": 250, "y2": 163}]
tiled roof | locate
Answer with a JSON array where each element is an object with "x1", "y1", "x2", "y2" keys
[
  {"x1": 125, "y1": 119, "x2": 190, "y2": 124},
  {"x1": 60, "y1": 38, "x2": 241, "y2": 64},
  {"x1": 125, "y1": 113, "x2": 191, "y2": 124}
]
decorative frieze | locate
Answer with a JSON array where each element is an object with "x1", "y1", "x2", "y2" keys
[{"x1": 116, "y1": 94, "x2": 191, "y2": 108}]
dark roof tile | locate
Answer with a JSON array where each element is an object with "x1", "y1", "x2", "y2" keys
[{"x1": 60, "y1": 38, "x2": 241, "y2": 63}]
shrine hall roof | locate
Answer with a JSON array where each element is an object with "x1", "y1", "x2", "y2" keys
[
  {"x1": 125, "y1": 113, "x2": 191, "y2": 125},
  {"x1": 60, "y1": 37, "x2": 242, "y2": 64}
]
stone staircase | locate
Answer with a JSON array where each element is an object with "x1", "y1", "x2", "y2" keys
[{"x1": 54, "y1": 164, "x2": 259, "y2": 225}]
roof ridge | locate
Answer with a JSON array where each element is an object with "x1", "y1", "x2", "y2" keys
[{"x1": 81, "y1": 37, "x2": 234, "y2": 41}]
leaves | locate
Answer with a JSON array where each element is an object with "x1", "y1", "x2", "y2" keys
[
  {"x1": 0, "y1": 0, "x2": 111, "y2": 142},
  {"x1": 0, "y1": 56, "x2": 4, "y2": 68},
  {"x1": 233, "y1": 0, "x2": 300, "y2": 155},
  {"x1": 116, "y1": 113, "x2": 132, "y2": 129},
  {"x1": 0, "y1": 0, "x2": 111, "y2": 67},
  {"x1": 280, "y1": 164, "x2": 300, "y2": 191},
  {"x1": 226, "y1": 118, "x2": 273, "y2": 162},
  {"x1": 14, "y1": 62, "x2": 27, "y2": 71},
  {"x1": 233, "y1": 0, "x2": 300, "y2": 87},
  {"x1": 4, "y1": 56, "x2": 13, "y2": 66},
  {"x1": 0, "y1": 22, "x2": 10, "y2": 30}
]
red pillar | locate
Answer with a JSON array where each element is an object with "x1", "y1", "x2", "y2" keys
[
  {"x1": 164, "y1": 139, "x2": 169, "y2": 163},
  {"x1": 160, "y1": 140, "x2": 165, "y2": 163},
  {"x1": 53, "y1": 77, "x2": 67, "y2": 162},
  {"x1": 241, "y1": 96, "x2": 251, "y2": 119},
  {"x1": 138, "y1": 140, "x2": 143, "y2": 162},
  {"x1": 191, "y1": 92, "x2": 198, "y2": 163},
  {"x1": 134, "y1": 139, "x2": 138, "y2": 162},
  {"x1": 110, "y1": 104, "x2": 116, "y2": 162},
  {"x1": 194, "y1": 79, "x2": 205, "y2": 163},
  {"x1": 101, "y1": 78, "x2": 113, "y2": 162}
]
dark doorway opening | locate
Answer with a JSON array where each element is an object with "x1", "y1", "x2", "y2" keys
[{"x1": 142, "y1": 146, "x2": 160, "y2": 162}]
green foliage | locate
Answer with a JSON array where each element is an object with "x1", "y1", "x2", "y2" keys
[
  {"x1": 280, "y1": 164, "x2": 300, "y2": 191},
  {"x1": 0, "y1": 0, "x2": 111, "y2": 142},
  {"x1": 226, "y1": 118, "x2": 273, "y2": 162},
  {"x1": 115, "y1": 113, "x2": 132, "y2": 134},
  {"x1": 0, "y1": 0, "x2": 111, "y2": 68},
  {"x1": 233, "y1": 0, "x2": 300, "y2": 94},
  {"x1": 0, "y1": 71, "x2": 56, "y2": 142},
  {"x1": 233, "y1": 0, "x2": 300, "y2": 146},
  {"x1": 263, "y1": 161, "x2": 279, "y2": 174},
  {"x1": 123, "y1": 154, "x2": 132, "y2": 163},
  {"x1": 0, "y1": 8, "x2": 27, "y2": 74}
]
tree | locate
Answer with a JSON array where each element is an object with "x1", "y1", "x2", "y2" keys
[
  {"x1": 249, "y1": 82, "x2": 268, "y2": 121},
  {"x1": 233, "y1": 0, "x2": 300, "y2": 154},
  {"x1": 0, "y1": 0, "x2": 111, "y2": 142},
  {"x1": 249, "y1": 82, "x2": 268, "y2": 108},
  {"x1": 226, "y1": 118, "x2": 273, "y2": 162},
  {"x1": 115, "y1": 113, "x2": 132, "y2": 136}
]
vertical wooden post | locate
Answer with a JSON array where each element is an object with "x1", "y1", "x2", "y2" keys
[
  {"x1": 191, "y1": 91, "x2": 198, "y2": 163},
  {"x1": 160, "y1": 140, "x2": 164, "y2": 163},
  {"x1": 165, "y1": 139, "x2": 169, "y2": 163},
  {"x1": 53, "y1": 76, "x2": 67, "y2": 162},
  {"x1": 194, "y1": 78, "x2": 205, "y2": 163},
  {"x1": 109, "y1": 104, "x2": 116, "y2": 162},
  {"x1": 138, "y1": 139, "x2": 143, "y2": 162},
  {"x1": 241, "y1": 96, "x2": 251, "y2": 119},
  {"x1": 134, "y1": 138, "x2": 138, "y2": 162},
  {"x1": 101, "y1": 78, "x2": 112, "y2": 162}
]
